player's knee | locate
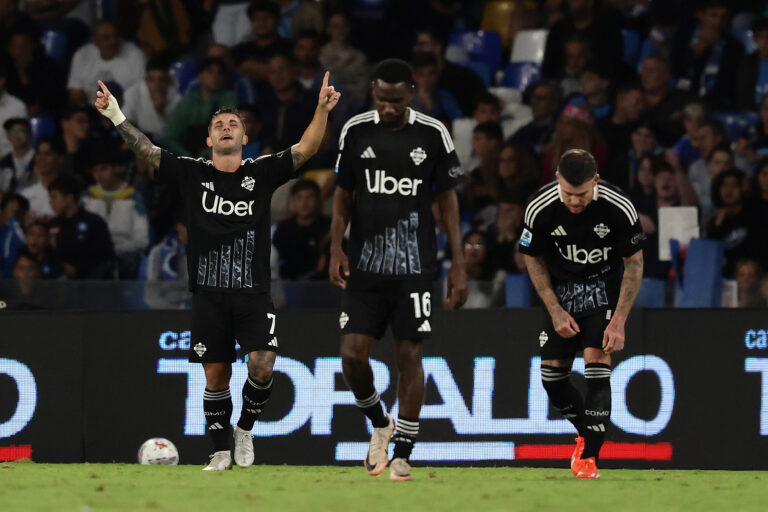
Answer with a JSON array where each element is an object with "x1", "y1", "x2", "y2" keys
[
  {"x1": 247, "y1": 351, "x2": 275, "y2": 383},
  {"x1": 340, "y1": 337, "x2": 369, "y2": 366},
  {"x1": 395, "y1": 340, "x2": 423, "y2": 369},
  {"x1": 203, "y1": 363, "x2": 231, "y2": 390}
]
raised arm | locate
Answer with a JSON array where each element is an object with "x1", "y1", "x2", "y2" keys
[
  {"x1": 524, "y1": 254, "x2": 580, "y2": 338},
  {"x1": 291, "y1": 71, "x2": 341, "y2": 170},
  {"x1": 94, "y1": 80, "x2": 161, "y2": 169}
]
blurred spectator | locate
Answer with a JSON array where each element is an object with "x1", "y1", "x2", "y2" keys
[
  {"x1": 735, "y1": 93, "x2": 768, "y2": 164},
  {"x1": 0, "y1": 192, "x2": 28, "y2": 278},
  {"x1": 19, "y1": 136, "x2": 62, "y2": 222},
  {"x1": 566, "y1": 60, "x2": 613, "y2": 120},
  {"x1": 4, "y1": 29, "x2": 66, "y2": 116},
  {"x1": 497, "y1": 142, "x2": 540, "y2": 205},
  {"x1": 144, "y1": 217, "x2": 189, "y2": 309},
  {"x1": 540, "y1": 104, "x2": 607, "y2": 185},
  {"x1": 459, "y1": 229, "x2": 504, "y2": 308},
  {"x1": 238, "y1": 104, "x2": 265, "y2": 159},
  {"x1": 747, "y1": 157, "x2": 768, "y2": 267},
  {"x1": 461, "y1": 122, "x2": 503, "y2": 220},
  {"x1": 640, "y1": 53, "x2": 690, "y2": 146},
  {"x1": 122, "y1": 56, "x2": 181, "y2": 139},
  {"x1": 4, "y1": 249, "x2": 44, "y2": 310},
  {"x1": 255, "y1": 53, "x2": 315, "y2": 151},
  {"x1": 411, "y1": 53, "x2": 463, "y2": 122},
  {"x1": 452, "y1": 91, "x2": 502, "y2": 169},
  {"x1": 67, "y1": 20, "x2": 146, "y2": 106},
  {"x1": 485, "y1": 192, "x2": 525, "y2": 275},
  {"x1": 0, "y1": 62, "x2": 28, "y2": 158},
  {"x1": 82, "y1": 147, "x2": 149, "y2": 279},
  {"x1": 541, "y1": 0, "x2": 623, "y2": 84},
  {"x1": 412, "y1": 27, "x2": 487, "y2": 117},
  {"x1": 555, "y1": 34, "x2": 592, "y2": 97},
  {"x1": 705, "y1": 169, "x2": 759, "y2": 277},
  {"x1": 626, "y1": 122, "x2": 663, "y2": 190},
  {"x1": 734, "y1": 259, "x2": 767, "y2": 308},
  {"x1": 24, "y1": 221, "x2": 64, "y2": 279},
  {"x1": 272, "y1": 180, "x2": 330, "y2": 280},
  {"x1": 672, "y1": 102, "x2": 707, "y2": 169},
  {"x1": 319, "y1": 11, "x2": 369, "y2": 112},
  {"x1": 630, "y1": 153, "x2": 657, "y2": 201},
  {"x1": 670, "y1": 0, "x2": 743, "y2": 109},
  {"x1": 0, "y1": 117, "x2": 35, "y2": 192},
  {"x1": 232, "y1": 0, "x2": 292, "y2": 59},
  {"x1": 163, "y1": 57, "x2": 238, "y2": 156},
  {"x1": 134, "y1": 0, "x2": 192, "y2": 58},
  {"x1": 60, "y1": 105, "x2": 93, "y2": 182},
  {"x1": 0, "y1": 1, "x2": 35, "y2": 48},
  {"x1": 510, "y1": 81, "x2": 562, "y2": 156},
  {"x1": 293, "y1": 30, "x2": 324, "y2": 92},
  {"x1": 737, "y1": 17, "x2": 768, "y2": 111},
  {"x1": 48, "y1": 173, "x2": 115, "y2": 279},
  {"x1": 598, "y1": 82, "x2": 645, "y2": 189},
  {"x1": 212, "y1": 1, "x2": 252, "y2": 47},
  {"x1": 184, "y1": 44, "x2": 258, "y2": 105}
]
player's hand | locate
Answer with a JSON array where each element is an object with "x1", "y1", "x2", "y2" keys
[
  {"x1": 602, "y1": 318, "x2": 625, "y2": 354},
  {"x1": 551, "y1": 307, "x2": 580, "y2": 338},
  {"x1": 94, "y1": 80, "x2": 125, "y2": 125},
  {"x1": 329, "y1": 245, "x2": 349, "y2": 289},
  {"x1": 445, "y1": 264, "x2": 468, "y2": 311},
  {"x1": 318, "y1": 72, "x2": 341, "y2": 113}
]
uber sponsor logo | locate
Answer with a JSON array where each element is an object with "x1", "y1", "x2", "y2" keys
[
  {"x1": 410, "y1": 147, "x2": 427, "y2": 165},
  {"x1": 202, "y1": 191, "x2": 255, "y2": 216},
  {"x1": 365, "y1": 169, "x2": 423, "y2": 196},
  {"x1": 519, "y1": 228, "x2": 533, "y2": 247},
  {"x1": 556, "y1": 243, "x2": 612, "y2": 264}
]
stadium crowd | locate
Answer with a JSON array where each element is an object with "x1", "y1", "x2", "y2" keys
[{"x1": 1, "y1": 0, "x2": 768, "y2": 309}]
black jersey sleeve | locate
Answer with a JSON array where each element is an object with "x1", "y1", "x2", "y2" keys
[
  {"x1": 433, "y1": 147, "x2": 463, "y2": 193},
  {"x1": 260, "y1": 148, "x2": 296, "y2": 190},
  {"x1": 617, "y1": 207, "x2": 646, "y2": 257},
  {"x1": 157, "y1": 150, "x2": 188, "y2": 187},
  {"x1": 518, "y1": 188, "x2": 554, "y2": 257},
  {"x1": 334, "y1": 127, "x2": 355, "y2": 191}
]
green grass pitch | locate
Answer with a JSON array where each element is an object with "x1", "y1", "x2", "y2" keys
[{"x1": 1, "y1": 462, "x2": 766, "y2": 512}]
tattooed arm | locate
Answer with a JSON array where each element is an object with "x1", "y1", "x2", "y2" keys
[
  {"x1": 94, "y1": 80, "x2": 161, "y2": 169},
  {"x1": 116, "y1": 120, "x2": 161, "y2": 169},
  {"x1": 602, "y1": 250, "x2": 644, "y2": 354},
  {"x1": 291, "y1": 71, "x2": 341, "y2": 170},
  {"x1": 524, "y1": 254, "x2": 580, "y2": 338}
]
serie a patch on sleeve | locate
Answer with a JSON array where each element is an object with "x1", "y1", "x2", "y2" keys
[{"x1": 519, "y1": 228, "x2": 533, "y2": 247}]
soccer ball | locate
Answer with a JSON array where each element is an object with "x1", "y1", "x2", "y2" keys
[{"x1": 138, "y1": 438, "x2": 179, "y2": 465}]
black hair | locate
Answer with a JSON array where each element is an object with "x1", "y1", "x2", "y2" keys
[
  {"x1": 2, "y1": 117, "x2": 31, "y2": 133},
  {"x1": 35, "y1": 135, "x2": 65, "y2": 154},
  {"x1": 372, "y1": 59, "x2": 414, "y2": 85},
  {"x1": 290, "y1": 179, "x2": 321, "y2": 196},
  {"x1": 413, "y1": 27, "x2": 447, "y2": 48},
  {"x1": 752, "y1": 17, "x2": 768, "y2": 34},
  {"x1": 237, "y1": 104, "x2": 261, "y2": 122},
  {"x1": 146, "y1": 54, "x2": 171, "y2": 72},
  {"x1": 531, "y1": 80, "x2": 563, "y2": 103},
  {"x1": 706, "y1": 143, "x2": 733, "y2": 163},
  {"x1": 411, "y1": 52, "x2": 439, "y2": 69},
  {"x1": 198, "y1": 56, "x2": 227, "y2": 74},
  {"x1": 473, "y1": 122, "x2": 503, "y2": 142},
  {"x1": 462, "y1": 228, "x2": 487, "y2": 245},
  {"x1": 14, "y1": 247, "x2": 40, "y2": 271},
  {"x1": 557, "y1": 149, "x2": 598, "y2": 186},
  {"x1": 498, "y1": 189, "x2": 526, "y2": 206},
  {"x1": 208, "y1": 107, "x2": 245, "y2": 132},
  {"x1": 643, "y1": 51, "x2": 670, "y2": 69},
  {"x1": 0, "y1": 192, "x2": 30, "y2": 213},
  {"x1": 247, "y1": 0, "x2": 280, "y2": 19},
  {"x1": 26, "y1": 221, "x2": 49, "y2": 233},
  {"x1": 582, "y1": 60, "x2": 613, "y2": 81},
  {"x1": 473, "y1": 91, "x2": 501, "y2": 111},
  {"x1": 711, "y1": 168, "x2": 744, "y2": 208},
  {"x1": 89, "y1": 143, "x2": 124, "y2": 167},
  {"x1": 702, "y1": 118, "x2": 729, "y2": 142},
  {"x1": 294, "y1": 29, "x2": 321, "y2": 44},
  {"x1": 48, "y1": 173, "x2": 82, "y2": 199},
  {"x1": 615, "y1": 81, "x2": 642, "y2": 97},
  {"x1": 699, "y1": 0, "x2": 729, "y2": 11}
]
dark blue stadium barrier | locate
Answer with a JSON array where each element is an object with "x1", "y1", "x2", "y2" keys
[
  {"x1": 2, "y1": 309, "x2": 768, "y2": 469},
  {"x1": 500, "y1": 61, "x2": 542, "y2": 90}
]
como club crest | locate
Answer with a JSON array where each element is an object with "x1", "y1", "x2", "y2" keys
[
  {"x1": 241, "y1": 176, "x2": 255, "y2": 191},
  {"x1": 410, "y1": 147, "x2": 427, "y2": 166},
  {"x1": 593, "y1": 223, "x2": 610, "y2": 238}
]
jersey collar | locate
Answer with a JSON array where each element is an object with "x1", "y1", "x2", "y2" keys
[
  {"x1": 372, "y1": 108, "x2": 417, "y2": 125},
  {"x1": 556, "y1": 183, "x2": 599, "y2": 202}
]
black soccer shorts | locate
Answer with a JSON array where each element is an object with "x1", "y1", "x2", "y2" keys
[
  {"x1": 340, "y1": 280, "x2": 435, "y2": 340},
  {"x1": 538, "y1": 308, "x2": 614, "y2": 360},
  {"x1": 189, "y1": 291, "x2": 278, "y2": 363}
]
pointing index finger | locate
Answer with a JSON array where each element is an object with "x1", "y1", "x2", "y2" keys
[
  {"x1": 322, "y1": 71, "x2": 329, "y2": 89},
  {"x1": 98, "y1": 80, "x2": 111, "y2": 97}
]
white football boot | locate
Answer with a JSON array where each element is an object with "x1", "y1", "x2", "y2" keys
[
  {"x1": 202, "y1": 450, "x2": 232, "y2": 471},
  {"x1": 364, "y1": 413, "x2": 394, "y2": 476},
  {"x1": 233, "y1": 426, "x2": 255, "y2": 467},
  {"x1": 389, "y1": 457, "x2": 414, "y2": 481}
]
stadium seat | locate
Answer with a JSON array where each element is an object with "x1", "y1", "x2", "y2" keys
[
  {"x1": 635, "y1": 278, "x2": 666, "y2": 308},
  {"x1": 40, "y1": 30, "x2": 68, "y2": 63},
  {"x1": 479, "y1": 0, "x2": 516, "y2": 49},
  {"x1": 510, "y1": 29, "x2": 547, "y2": 64},
  {"x1": 136, "y1": 256, "x2": 149, "y2": 280},
  {"x1": 29, "y1": 115, "x2": 56, "y2": 143},
  {"x1": 505, "y1": 274, "x2": 531, "y2": 307},
  {"x1": 671, "y1": 238, "x2": 725, "y2": 308},
  {"x1": 713, "y1": 112, "x2": 759, "y2": 141},
  {"x1": 303, "y1": 168, "x2": 334, "y2": 187},
  {"x1": 621, "y1": 29, "x2": 641, "y2": 66},
  {"x1": 500, "y1": 61, "x2": 541, "y2": 90},
  {"x1": 169, "y1": 61, "x2": 198, "y2": 94},
  {"x1": 465, "y1": 61, "x2": 491, "y2": 86},
  {"x1": 449, "y1": 30, "x2": 503, "y2": 74}
]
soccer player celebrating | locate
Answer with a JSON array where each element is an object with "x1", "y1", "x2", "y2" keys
[
  {"x1": 95, "y1": 75, "x2": 340, "y2": 470},
  {"x1": 518, "y1": 149, "x2": 644, "y2": 479},
  {"x1": 329, "y1": 59, "x2": 468, "y2": 481}
]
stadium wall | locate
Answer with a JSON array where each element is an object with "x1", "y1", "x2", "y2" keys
[{"x1": 1, "y1": 309, "x2": 767, "y2": 469}]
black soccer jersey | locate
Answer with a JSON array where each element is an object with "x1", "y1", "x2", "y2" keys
[
  {"x1": 158, "y1": 149, "x2": 295, "y2": 293},
  {"x1": 518, "y1": 180, "x2": 645, "y2": 317},
  {"x1": 335, "y1": 108, "x2": 462, "y2": 286}
]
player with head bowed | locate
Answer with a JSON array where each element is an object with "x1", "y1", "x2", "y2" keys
[
  {"x1": 95, "y1": 74, "x2": 340, "y2": 470},
  {"x1": 519, "y1": 149, "x2": 645, "y2": 479},
  {"x1": 329, "y1": 58, "x2": 468, "y2": 481}
]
